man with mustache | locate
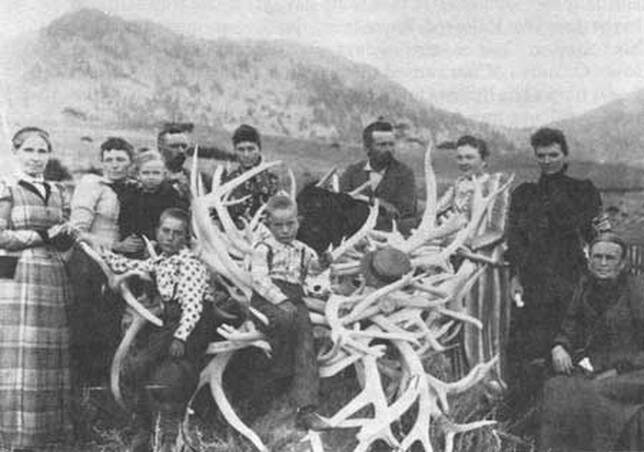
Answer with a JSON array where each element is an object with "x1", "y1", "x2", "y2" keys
[
  {"x1": 157, "y1": 123, "x2": 193, "y2": 204},
  {"x1": 339, "y1": 119, "x2": 417, "y2": 234}
]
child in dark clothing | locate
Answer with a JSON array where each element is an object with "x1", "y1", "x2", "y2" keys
[
  {"x1": 249, "y1": 194, "x2": 331, "y2": 431},
  {"x1": 118, "y1": 151, "x2": 188, "y2": 257}
]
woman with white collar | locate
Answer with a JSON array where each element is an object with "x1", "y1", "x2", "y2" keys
[
  {"x1": 437, "y1": 135, "x2": 492, "y2": 218},
  {"x1": 437, "y1": 135, "x2": 508, "y2": 238},
  {"x1": 0, "y1": 127, "x2": 76, "y2": 450}
]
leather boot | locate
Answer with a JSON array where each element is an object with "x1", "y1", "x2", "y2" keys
[
  {"x1": 157, "y1": 410, "x2": 180, "y2": 452},
  {"x1": 130, "y1": 429, "x2": 152, "y2": 452}
]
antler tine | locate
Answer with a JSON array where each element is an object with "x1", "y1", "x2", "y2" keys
[
  {"x1": 190, "y1": 143, "x2": 201, "y2": 198},
  {"x1": 214, "y1": 160, "x2": 282, "y2": 198},
  {"x1": 315, "y1": 165, "x2": 338, "y2": 188},
  {"x1": 77, "y1": 241, "x2": 163, "y2": 326},
  {"x1": 330, "y1": 200, "x2": 379, "y2": 261},
  {"x1": 288, "y1": 167, "x2": 297, "y2": 200}
]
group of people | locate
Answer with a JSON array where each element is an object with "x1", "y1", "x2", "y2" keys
[{"x1": 0, "y1": 118, "x2": 641, "y2": 452}]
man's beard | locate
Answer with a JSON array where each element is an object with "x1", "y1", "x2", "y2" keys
[
  {"x1": 166, "y1": 153, "x2": 187, "y2": 173},
  {"x1": 369, "y1": 151, "x2": 393, "y2": 171}
]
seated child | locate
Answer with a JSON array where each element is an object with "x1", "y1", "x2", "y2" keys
[
  {"x1": 118, "y1": 151, "x2": 188, "y2": 257},
  {"x1": 98, "y1": 208, "x2": 214, "y2": 451},
  {"x1": 249, "y1": 194, "x2": 330, "y2": 431}
]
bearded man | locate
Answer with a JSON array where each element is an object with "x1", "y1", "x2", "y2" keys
[{"x1": 339, "y1": 119, "x2": 417, "y2": 234}]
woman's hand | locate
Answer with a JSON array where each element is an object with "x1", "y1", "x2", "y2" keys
[
  {"x1": 169, "y1": 338, "x2": 186, "y2": 358},
  {"x1": 552, "y1": 345, "x2": 574, "y2": 374}
]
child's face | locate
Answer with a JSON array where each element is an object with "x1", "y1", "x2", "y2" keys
[
  {"x1": 156, "y1": 216, "x2": 188, "y2": 255},
  {"x1": 139, "y1": 160, "x2": 166, "y2": 190},
  {"x1": 267, "y1": 207, "x2": 299, "y2": 244}
]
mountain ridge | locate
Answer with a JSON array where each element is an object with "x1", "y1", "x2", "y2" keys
[{"x1": 1, "y1": 8, "x2": 516, "y2": 152}]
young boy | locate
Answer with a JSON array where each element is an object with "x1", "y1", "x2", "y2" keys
[
  {"x1": 98, "y1": 208, "x2": 214, "y2": 451},
  {"x1": 118, "y1": 151, "x2": 188, "y2": 257},
  {"x1": 249, "y1": 194, "x2": 330, "y2": 431}
]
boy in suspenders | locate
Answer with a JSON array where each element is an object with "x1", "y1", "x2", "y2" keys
[{"x1": 249, "y1": 194, "x2": 331, "y2": 430}]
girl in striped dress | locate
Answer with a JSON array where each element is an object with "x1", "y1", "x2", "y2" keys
[{"x1": 0, "y1": 127, "x2": 76, "y2": 449}]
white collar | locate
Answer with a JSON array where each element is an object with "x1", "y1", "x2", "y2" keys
[
  {"x1": 20, "y1": 172, "x2": 45, "y2": 184},
  {"x1": 364, "y1": 161, "x2": 386, "y2": 173}
]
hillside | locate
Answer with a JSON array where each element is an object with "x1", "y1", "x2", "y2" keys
[
  {"x1": 0, "y1": 8, "x2": 515, "y2": 151},
  {"x1": 552, "y1": 89, "x2": 644, "y2": 166},
  {"x1": 503, "y1": 89, "x2": 644, "y2": 166}
]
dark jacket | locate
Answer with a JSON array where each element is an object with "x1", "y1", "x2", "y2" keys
[
  {"x1": 539, "y1": 273, "x2": 644, "y2": 451},
  {"x1": 118, "y1": 181, "x2": 188, "y2": 240},
  {"x1": 339, "y1": 158, "x2": 417, "y2": 232},
  {"x1": 554, "y1": 273, "x2": 644, "y2": 371},
  {"x1": 506, "y1": 169, "x2": 601, "y2": 302}
]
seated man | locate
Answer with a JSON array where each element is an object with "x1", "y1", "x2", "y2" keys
[
  {"x1": 539, "y1": 233, "x2": 644, "y2": 451},
  {"x1": 249, "y1": 194, "x2": 330, "y2": 431},
  {"x1": 96, "y1": 208, "x2": 214, "y2": 452},
  {"x1": 339, "y1": 119, "x2": 417, "y2": 234}
]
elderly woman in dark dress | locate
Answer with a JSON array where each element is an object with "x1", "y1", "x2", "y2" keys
[
  {"x1": 539, "y1": 233, "x2": 644, "y2": 451},
  {"x1": 505, "y1": 127, "x2": 603, "y2": 415},
  {"x1": 0, "y1": 127, "x2": 76, "y2": 450}
]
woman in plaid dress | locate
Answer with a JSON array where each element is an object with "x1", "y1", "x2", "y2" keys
[{"x1": 0, "y1": 127, "x2": 76, "y2": 449}]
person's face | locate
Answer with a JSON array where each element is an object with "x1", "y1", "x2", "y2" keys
[
  {"x1": 14, "y1": 135, "x2": 50, "y2": 177},
  {"x1": 156, "y1": 216, "x2": 188, "y2": 255},
  {"x1": 267, "y1": 207, "x2": 299, "y2": 244},
  {"x1": 159, "y1": 132, "x2": 189, "y2": 167},
  {"x1": 102, "y1": 149, "x2": 132, "y2": 181},
  {"x1": 456, "y1": 144, "x2": 486, "y2": 177},
  {"x1": 367, "y1": 131, "x2": 396, "y2": 170},
  {"x1": 139, "y1": 159, "x2": 166, "y2": 191},
  {"x1": 589, "y1": 241, "x2": 625, "y2": 280},
  {"x1": 534, "y1": 143, "x2": 566, "y2": 175},
  {"x1": 235, "y1": 141, "x2": 261, "y2": 169}
]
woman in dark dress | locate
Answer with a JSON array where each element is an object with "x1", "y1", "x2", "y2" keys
[{"x1": 505, "y1": 127, "x2": 603, "y2": 416}]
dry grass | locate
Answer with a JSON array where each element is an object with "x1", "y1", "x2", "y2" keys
[{"x1": 75, "y1": 348, "x2": 539, "y2": 452}]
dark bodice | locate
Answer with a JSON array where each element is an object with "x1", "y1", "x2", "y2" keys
[{"x1": 507, "y1": 171, "x2": 601, "y2": 298}]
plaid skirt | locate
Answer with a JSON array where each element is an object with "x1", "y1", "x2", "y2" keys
[{"x1": 0, "y1": 246, "x2": 73, "y2": 448}]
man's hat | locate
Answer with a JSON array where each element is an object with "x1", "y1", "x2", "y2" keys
[{"x1": 361, "y1": 247, "x2": 412, "y2": 288}]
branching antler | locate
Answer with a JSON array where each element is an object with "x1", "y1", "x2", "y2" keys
[{"x1": 183, "y1": 150, "x2": 513, "y2": 451}]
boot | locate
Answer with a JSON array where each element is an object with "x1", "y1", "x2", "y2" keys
[
  {"x1": 157, "y1": 410, "x2": 180, "y2": 452},
  {"x1": 130, "y1": 429, "x2": 152, "y2": 452},
  {"x1": 130, "y1": 410, "x2": 153, "y2": 452}
]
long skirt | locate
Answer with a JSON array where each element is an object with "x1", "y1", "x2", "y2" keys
[
  {"x1": 539, "y1": 370, "x2": 644, "y2": 451},
  {"x1": 0, "y1": 247, "x2": 73, "y2": 448}
]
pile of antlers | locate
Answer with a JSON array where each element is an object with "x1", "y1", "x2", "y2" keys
[{"x1": 182, "y1": 142, "x2": 513, "y2": 452}]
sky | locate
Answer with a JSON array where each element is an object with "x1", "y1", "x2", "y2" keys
[{"x1": 1, "y1": 0, "x2": 643, "y2": 127}]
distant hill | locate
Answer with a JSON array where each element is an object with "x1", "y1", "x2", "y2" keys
[
  {"x1": 552, "y1": 89, "x2": 644, "y2": 166},
  {"x1": 0, "y1": 8, "x2": 516, "y2": 151},
  {"x1": 503, "y1": 89, "x2": 644, "y2": 166}
]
